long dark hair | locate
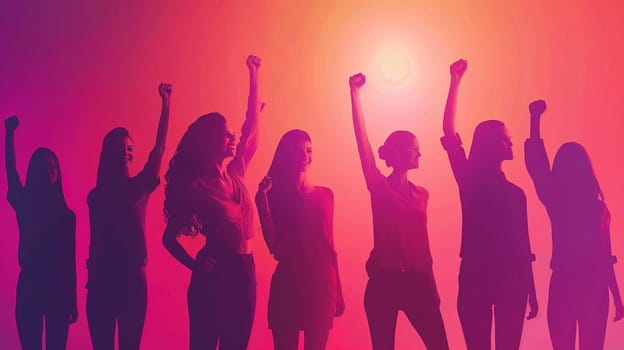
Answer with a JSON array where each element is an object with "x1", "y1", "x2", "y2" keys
[
  {"x1": 267, "y1": 129, "x2": 312, "y2": 186},
  {"x1": 25, "y1": 147, "x2": 68, "y2": 210},
  {"x1": 164, "y1": 113, "x2": 227, "y2": 236},
  {"x1": 96, "y1": 127, "x2": 132, "y2": 186},
  {"x1": 552, "y1": 142, "x2": 604, "y2": 202},
  {"x1": 468, "y1": 119, "x2": 506, "y2": 164}
]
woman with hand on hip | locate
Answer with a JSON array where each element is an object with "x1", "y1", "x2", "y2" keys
[
  {"x1": 255, "y1": 129, "x2": 344, "y2": 350},
  {"x1": 162, "y1": 55, "x2": 263, "y2": 350}
]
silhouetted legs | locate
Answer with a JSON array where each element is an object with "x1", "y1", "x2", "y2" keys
[
  {"x1": 272, "y1": 328, "x2": 330, "y2": 350},
  {"x1": 458, "y1": 262, "x2": 528, "y2": 350},
  {"x1": 86, "y1": 268, "x2": 147, "y2": 350},
  {"x1": 548, "y1": 271, "x2": 609, "y2": 350},
  {"x1": 188, "y1": 254, "x2": 256, "y2": 350},
  {"x1": 365, "y1": 269, "x2": 449, "y2": 350},
  {"x1": 16, "y1": 272, "x2": 70, "y2": 350}
]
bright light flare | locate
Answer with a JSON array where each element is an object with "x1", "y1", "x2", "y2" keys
[{"x1": 376, "y1": 42, "x2": 412, "y2": 85}]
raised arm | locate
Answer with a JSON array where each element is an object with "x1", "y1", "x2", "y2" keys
[
  {"x1": 162, "y1": 223, "x2": 196, "y2": 271},
  {"x1": 142, "y1": 83, "x2": 172, "y2": 177},
  {"x1": 5, "y1": 116, "x2": 23, "y2": 202},
  {"x1": 230, "y1": 55, "x2": 264, "y2": 177},
  {"x1": 524, "y1": 100, "x2": 553, "y2": 204},
  {"x1": 255, "y1": 176, "x2": 278, "y2": 257},
  {"x1": 349, "y1": 73, "x2": 381, "y2": 187},
  {"x1": 443, "y1": 59, "x2": 467, "y2": 137}
]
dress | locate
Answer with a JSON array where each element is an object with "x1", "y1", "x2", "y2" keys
[{"x1": 266, "y1": 186, "x2": 337, "y2": 331}]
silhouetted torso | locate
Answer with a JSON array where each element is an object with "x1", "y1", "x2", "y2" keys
[
  {"x1": 87, "y1": 155, "x2": 159, "y2": 278},
  {"x1": 267, "y1": 186, "x2": 337, "y2": 330}
]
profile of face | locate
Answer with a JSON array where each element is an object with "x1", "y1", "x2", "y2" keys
[
  {"x1": 45, "y1": 155, "x2": 59, "y2": 185},
  {"x1": 471, "y1": 120, "x2": 513, "y2": 163},
  {"x1": 218, "y1": 123, "x2": 237, "y2": 158},
  {"x1": 380, "y1": 131, "x2": 421, "y2": 170}
]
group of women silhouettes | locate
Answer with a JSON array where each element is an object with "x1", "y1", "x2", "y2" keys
[{"x1": 4, "y1": 55, "x2": 624, "y2": 350}]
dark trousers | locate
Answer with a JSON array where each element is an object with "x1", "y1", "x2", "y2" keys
[
  {"x1": 547, "y1": 270, "x2": 609, "y2": 350},
  {"x1": 188, "y1": 254, "x2": 256, "y2": 350},
  {"x1": 457, "y1": 261, "x2": 528, "y2": 350},
  {"x1": 16, "y1": 271, "x2": 70, "y2": 350},
  {"x1": 364, "y1": 268, "x2": 449, "y2": 350},
  {"x1": 86, "y1": 268, "x2": 147, "y2": 350}
]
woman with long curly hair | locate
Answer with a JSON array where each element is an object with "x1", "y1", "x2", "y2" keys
[
  {"x1": 525, "y1": 100, "x2": 623, "y2": 349},
  {"x1": 86, "y1": 83, "x2": 171, "y2": 350},
  {"x1": 5, "y1": 116, "x2": 77, "y2": 350},
  {"x1": 162, "y1": 55, "x2": 263, "y2": 350},
  {"x1": 255, "y1": 129, "x2": 344, "y2": 350}
]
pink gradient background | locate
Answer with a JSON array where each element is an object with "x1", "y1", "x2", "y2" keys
[{"x1": 1, "y1": 1, "x2": 623, "y2": 348}]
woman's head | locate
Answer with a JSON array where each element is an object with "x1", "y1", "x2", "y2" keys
[
  {"x1": 164, "y1": 113, "x2": 232, "y2": 235},
  {"x1": 468, "y1": 120, "x2": 513, "y2": 164},
  {"x1": 378, "y1": 130, "x2": 420, "y2": 170},
  {"x1": 552, "y1": 142, "x2": 603, "y2": 201},
  {"x1": 25, "y1": 147, "x2": 67, "y2": 206},
  {"x1": 267, "y1": 129, "x2": 312, "y2": 183},
  {"x1": 96, "y1": 127, "x2": 133, "y2": 186}
]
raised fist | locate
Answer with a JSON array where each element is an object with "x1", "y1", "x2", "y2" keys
[
  {"x1": 529, "y1": 100, "x2": 546, "y2": 116},
  {"x1": 450, "y1": 59, "x2": 467, "y2": 81},
  {"x1": 246, "y1": 55, "x2": 262, "y2": 72},
  {"x1": 4, "y1": 116, "x2": 19, "y2": 131},
  {"x1": 159, "y1": 83, "x2": 172, "y2": 103},
  {"x1": 349, "y1": 73, "x2": 366, "y2": 89}
]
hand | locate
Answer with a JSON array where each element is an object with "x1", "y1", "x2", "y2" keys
[
  {"x1": 529, "y1": 100, "x2": 547, "y2": 117},
  {"x1": 335, "y1": 294, "x2": 345, "y2": 317},
  {"x1": 4, "y1": 116, "x2": 19, "y2": 131},
  {"x1": 349, "y1": 73, "x2": 366, "y2": 89},
  {"x1": 246, "y1": 55, "x2": 262, "y2": 74},
  {"x1": 450, "y1": 59, "x2": 467, "y2": 81},
  {"x1": 69, "y1": 307, "x2": 78, "y2": 324},
  {"x1": 159, "y1": 83, "x2": 172, "y2": 104},
  {"x1": 526, "y1": 292, "x2": 538, "y2": 320},
  {"x1": 614, "y1": 301, "x2": 624, "y2": 322},
  {"x1": 258, "y1": 176, "x2": 272, "y2": 193}
]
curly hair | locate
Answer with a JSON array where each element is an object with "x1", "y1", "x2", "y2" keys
[{"x1": 164, "y1": 113, "x2": 227, "y2": 236}]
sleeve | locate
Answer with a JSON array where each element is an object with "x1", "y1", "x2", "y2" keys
[
  {"x1": 134, "y1": 149, "x2": 161, "y2": 194},
  {"x1": 524, "y1": 138, "x2": 553, "y2": 205},
  {"x1": 440, "y1": 133, "x2": 468, "y2": 185}
]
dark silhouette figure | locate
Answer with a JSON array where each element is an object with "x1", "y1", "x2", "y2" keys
[
  {"x1": 4, "y1": 116, "x2": 77, "y2": 350},
  {"x1": 349, "y1": 73, "x2": 449, "y2": 350},
  {"x1": 86, "y1": 83, "x2": 171, "y2": 350},
  {"x1": 441, "y1": 59, "x2": 538, "y2": 350},
  {"x1": 162, "y1": 55, "x2": 263, "y2": 350},
  {"x1": 524, "y1": 100, "x2": 624, "y2": 349},
  {"x1": 255, "y1": 130, "x2": 345, "y2": 350}
]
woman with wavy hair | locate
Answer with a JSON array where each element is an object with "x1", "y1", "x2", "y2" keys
[
  {"x1": 441, "y1": 59, "x2": 538, "y2": 350},
  {"x1": 5, "y1": 116, "x2": 77, "y2": 350},
  {"x1": 525, "y1": 100, "x2": 623, "y2": 349},
  {"x1": 255, "y1": 129, "x2": 344, "y2": 350},
  {"x1": 162, "y1": 55, "x2": 263, "y2": 350},
  {"x1": 86, "y1": 83, "x2": 171, "y2": 350}
]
